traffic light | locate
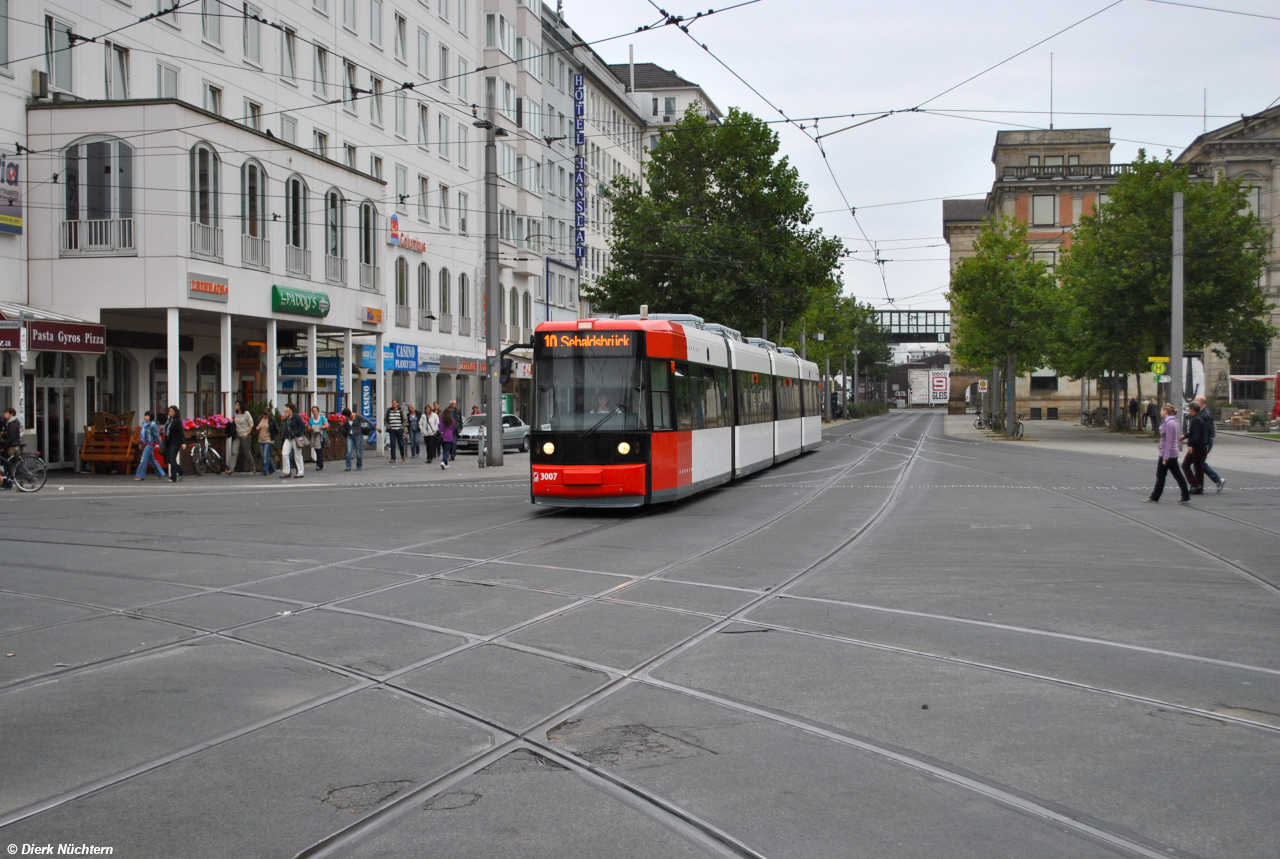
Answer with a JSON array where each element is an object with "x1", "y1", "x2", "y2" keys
[{"x1": 499, "y1": 357, "x2": 513, "y2": 385}]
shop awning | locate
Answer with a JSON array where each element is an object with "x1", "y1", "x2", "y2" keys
[{"x1": 0, "y1": 303, "x2": 106, "y2": 353}]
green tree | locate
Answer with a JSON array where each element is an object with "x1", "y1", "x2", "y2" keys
[
  {"x1": 783, "y1": 287, "x2": 892, "y2": 412},
  {"x1": 1056, "y1": 151, "x2": 1273, "y2": 396},
  {"x1": 592, "y1": 106, "x2": 845, "y2": 336},
  {"x1": 948, "y1": 216, "x2": 1060, "y2": 431}
]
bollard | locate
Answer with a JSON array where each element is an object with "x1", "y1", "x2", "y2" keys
[{"x1": 478, "y1": 433, "x2": 486, "y2": 468}]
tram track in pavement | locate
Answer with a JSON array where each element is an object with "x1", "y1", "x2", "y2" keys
[
  {"x1": 288, "y1": 413, "x2": 934, "y2": 859},
  {"x1": 912, "y1": 437, "x2": 1280, "y2": 599},
  {"x1": 0, "y1": 414, "x2": 910, "y2": 848}
]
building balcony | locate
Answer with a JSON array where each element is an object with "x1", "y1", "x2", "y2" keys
[
  {"x1": 500, "y1": 324, "x2": 509, "y2": 342},
  {"x1": 325, "y1": 254, "x2": 346, "y2": 284},
  {"x1": 359, "y1": 262, "x2": 380, "y2": 292},
  {"x1": 458, "y1": 316, "x2": 470, "y2": 337},
  {"x1": 522, "y1": 327, "x2": 533, "y2": 344},
  {"x1": 190, "y1": 221, "x2": 223, "y2": 260},
  {"x1": 438, "y1": 312, "x2": 453, "y2": 334},
  {"x1": 1001, "y1": 162, "x2": 1210, "y2": 181},
  {"x1": 418, "y1": 311, "x2": 433, "y2": 331},
  {"x1": 285, "y1": 244, "x2": 311, "y2": 278},
  {"x1": 241, "y1": 234, "x2": 269, "y2": 269},
  {"x1": 60, "y1": 218, "x2": 136, "y2": 256},
  {"x1": 395, "y1": 304, "x2": 410, "y2": 327}
]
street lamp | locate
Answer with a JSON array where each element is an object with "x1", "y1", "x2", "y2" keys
[{"x1": 852, "y1": 349, "x2": 861, "y2": 409}]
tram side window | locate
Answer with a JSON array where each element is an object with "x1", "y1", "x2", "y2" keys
[
  {"x1": 775, "y1": 377, "x2": 802, "y2": 420},
  {"x1": 673, "y1": 362, "x2": 695, "y2": 430},
  {"x1": 801, "y1": 379, "x2": 821, "y2": 417},
  {"x1": 666, "y1": 362, "x2": 731, "y2": 430},
  {"x1": 650, "y1": 359, "x2": 673, "y2": 430},
  {"x1": 735, "y1": 370, "x2": 774, "y2": 425}
]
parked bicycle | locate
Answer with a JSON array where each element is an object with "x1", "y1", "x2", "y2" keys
[
  {"x1": 1011, "y1": 414, "x2": 1026, "y2": 440},
  {"x1": 189, "y1": 428, "x2": 225, "y2": 476},
  {"x1": 2, "y1": 443, "x2": 48, "y2": 493}
]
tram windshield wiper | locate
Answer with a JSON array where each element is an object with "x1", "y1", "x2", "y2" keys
[{"x1": 579, "y1": 404, "x2": 623, "y2": 439}]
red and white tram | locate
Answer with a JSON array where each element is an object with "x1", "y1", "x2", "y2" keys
[{"x1": 530, "y1": 314, "x2": 822, "y2": 507}]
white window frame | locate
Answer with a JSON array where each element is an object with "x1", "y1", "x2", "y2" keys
[
  {"x1": 370, "y1": 155, "x2": 383, "y2": 181},
  {"x1": 438, "y1": 185, "x2": 450, "y2": 229},
  {"x1": 457, "y1": 126, "x2": 468, "y2": 168},
  {"x1": 370, "y1": 0, "x2": 383, "y2": 48},
  {"x1": 394, "y1": 89, "x2": 407, "y2": 137},
  {"x1": 370, "y1": 77, "x2": 384, "y2": 126},
  {"x1": 342, "y1": 60, "x2": 357, "y2": 113},
  {"x1": 282, "y1": 115, "x2": 297, "y2": 145},
  {"x1": 105, "y1": 42, "x2": 129, "y2": 100},
  {"x1": 439, "y1": 44, "x2": 449, "y2": 90},
  {"x1": 393, "y1": 13, "x2": 407, "y2": 63},
  {"x1": 243, "y1": 99, "x2": 262, "y2": 130},
  {"x1": 281, "y1": 27, "x2": 297, "y2": 83},
  {"x1": 45, "y1": 16, "x2": 74, "y2": 93},
  {"x1": 202, "y1": 81, "x2": 223, "y2": 115},
  {"x1": 395, "y1": 165, "x2": 407, "y2": 213},
  {"x1": 313, "y1": 44, "x2": 329, "y2": 98},
  {"x1": 242, "y1": 3, "x2": 262, "y2": 65},
  {"x1": 418, "y1": 105, "x2": 429, "y2": 148},
  {"x1": 201, "y1": 0, "x2": 222, "y2": 47},
  {"x1": 437, "y1": 114, "x2": 449, "y2": 159},
  {"x1": 457, "y1": 58, "x2": 467, "y2": 100},
  {"x1": 344, "y1": 143, "x2": 357, "y2": 169},
  {"x1": 457, "y1": 192, "x2": 467, "y2": 234},
  {"x1": 417, "y1": 30, "x2": 429, "y2": 78},
  {"x1": 342, "y1": 0, "x2": 357, "y2": 33},
  {"x1": 313, "y1": 129, "x2": 329, "y2": 158},
  {"x1": 417, "y1": 175, "x2": 429, "y2": 221}
]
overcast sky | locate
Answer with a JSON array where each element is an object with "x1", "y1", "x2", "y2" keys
[{"x1": 564, "y1": 0, "x2": 1279, "y2": 310}]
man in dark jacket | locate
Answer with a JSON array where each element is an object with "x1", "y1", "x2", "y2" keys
[
  {"x1": 342, "y1": 407, "x2": 367, "y2": 471},
  {"x1": 1180, "y1": 402, "x2": 1210, "y2": 494},
  {"x1": 1144, "y1": 398, "x2": 1159, "y2": 430},
  {"x1": 280, "y1": 403, "x2": 307, "y2": 479},
  {"x1": 1194, "y1": 395, "x2": 1224, "y2": 492},
  {"x1": 1, "y1": 406, "x2": 21, "y2": 490}
]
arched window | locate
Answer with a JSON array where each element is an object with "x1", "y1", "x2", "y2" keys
[
  {"x1": 359, "y1": 201, "x2": 377, "y2": 266},
  {"x1": 522, "y1": 290, "x2": 532, "y2": 330},
  {"x1": 439, "y1": 266, "x2": 451, "y2": 314},
  {"x1": 285, "y1": 175, "x2": 308, "y2": 248},
  {"x1": 458, "y1": 273, "x2": 469, "y2": 318},
  {"x1": 439, "y1": 268, "x2": 451, "y2": 317},
  {"x1": 395, "y1": 257, "x2": 409, "y2": 307},
  {"x1": 417, "y1": 262, "x2": 431, "y2": 312},
  {"x1": 324, "y1": 189, "x2": 344, "y2": 258},
  {"x1": 189, "y1": 143, "x2": 219, "y2": 225},
  {"x1": 240, "y1": 161, "x2": 267, "y2": 237},
  {"x1": 509, "y1": 286, "x2": 519, "y2": 327},
  {"x1": 64, "y1": 138, "x2": 134, "y2": 225}
]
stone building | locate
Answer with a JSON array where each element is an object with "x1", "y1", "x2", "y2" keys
[{"x1": 1176, "y1": 105, "x2": 1280, "y2": 409}]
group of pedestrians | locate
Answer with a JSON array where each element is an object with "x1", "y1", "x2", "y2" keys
[
  {"x1": 385, "y1": 399, "x2": 460, "y2": 469},
  {"x1": 1147, "y1": 395, "x2": 1226, "y2": 504},
  {"x1": 132, "y1": 406, "x2": 190, "y2": 483}
]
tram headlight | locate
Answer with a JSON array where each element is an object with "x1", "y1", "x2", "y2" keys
[
  {"x1": 542, "y1": 442, "x2": 555, "y2": 455},
  {"x1": 617, "y1": 442, "x2": 631, "y2": 455}
]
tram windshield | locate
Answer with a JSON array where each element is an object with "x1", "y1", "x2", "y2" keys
[{"x1": 534, "y1": 332, "x2": 646, "y2": 432}]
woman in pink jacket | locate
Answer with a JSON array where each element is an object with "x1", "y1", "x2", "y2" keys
[{"x1": 1146, "y1": 403, "x2": 1191, "y2": 504}]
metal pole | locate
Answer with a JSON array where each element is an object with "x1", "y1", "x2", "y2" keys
[
  {"x1": 824, "y1": 357, "x2": 831, "y2": 421},
  {"x1": 484, "y1": 102, "x2": 504, "y2": 466},
  {"x1": 800, "y1": 325, "x2": 806, "y2": 361},
  {"x1": 1005, "y1": 351, "x2": 1015, "y2": 439},
  {"x1": 841, "y1": 354, "x2": 848, "y2": 419},
  {"x1": 1171, "y1": 191, "x2": 1185, "y2": 447},
  {"x1": 853, "y1": 350, "x2": 859, "y2": 406}
]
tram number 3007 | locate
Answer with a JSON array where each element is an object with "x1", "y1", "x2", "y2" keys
[{"x1": 532, "y1": 472, "x2": 559, "y2": 483}]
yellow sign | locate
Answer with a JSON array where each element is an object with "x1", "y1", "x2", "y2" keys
[
  {"x1": 1148, "y1": 356, "x2": 1169, "y2": 362},
  {"x1": 1151, "y1": 361, "x2": 1167, "y2": 376}
]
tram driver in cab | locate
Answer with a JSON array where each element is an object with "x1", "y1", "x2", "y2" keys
[{"x1": 591, "y1": 392, "x2": 614, "y2": 414}]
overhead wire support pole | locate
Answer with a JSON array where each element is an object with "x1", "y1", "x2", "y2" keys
[
  {"x1": 1171, "y1": 191, "x2": 1185, "y2": 447},
  {"x1": 478, "y1": 101, "x2": 504, "y2": 467}
]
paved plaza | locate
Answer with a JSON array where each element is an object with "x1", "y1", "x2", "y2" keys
[{"x1": 1, "y1": 411, "x2": 1277, "y2": 858}]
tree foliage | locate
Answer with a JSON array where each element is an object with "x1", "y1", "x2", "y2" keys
[
  {"x1": 591, "y1": 106, "x2": 845, "y2": 336},
  {"x1": 784, "y1": 284, "x2": 892, "y2": 373},
  {"x1": 1055, "y1": 152, "x2": 1273, "y2": 380},
  {"x1": 947, "y1": 216, "x2": 1060, "y2": 373}
]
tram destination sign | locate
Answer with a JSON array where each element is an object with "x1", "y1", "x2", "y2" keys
[{"x1": 540, "y1": 331, "x2": 633, "y2": 354}]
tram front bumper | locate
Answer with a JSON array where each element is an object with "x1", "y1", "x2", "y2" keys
[{"x1": 531, "y1": 464, "x2": 647, "y2": 503}]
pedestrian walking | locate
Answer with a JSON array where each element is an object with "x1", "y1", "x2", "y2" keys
[
  {"x1": 227, "y1": 400, "x2": 256, "y2": 474},
  {"x1": 163, "y1": 406, "x2": 186, "y2": 483},
  {"x1": 133, "y1": 411, "x2": 165, "y2": 481},
  {"x1": 447, "y1": 400, "x2": 463, "y2": 439},
  {"x1": 385, "y1": 399, "x2": 406, "y2": 463},
  {"x1": 257, "y1": 409, "x2": 277, "y2": 476},
  {"x1": 439, "y1": 410, "x2": 455, "y2": 469},
  {"x1": 407, "y1": 404, "x2": 421, "y2": 458},
  {"x1": 423, "y1": 404, "x2": 440, "y2": 464},
  {"x1": 280, "y1": 403, "x2": 307, "y2": 478},
  {"x1": 2, "y1": 406, "x2": 23, "y2": 489},
  {"x1": 1144, "y1": 398, "x2": 1159, "y2": 431},
  {"x1": 1180, "y1": 402, "x2": 1210, "y2": 494},
  {"x1": 308, "y1": 406, "x2": 330, "y2": 471},
  {"x1": 1146, "y1": 403, "x2": 1190, "y2": 504},
  {"x1": 1128, "y1": 397, "x2": 1139, "y2": 429},
  {"x1": 342, "y1": 407, "x2": 367, "y2": 471},
  {"x1": 1193, "y1": 395, "x2": 1225, "y2": 492}
]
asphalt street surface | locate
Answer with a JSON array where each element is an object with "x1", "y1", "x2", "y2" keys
[{"x1": 2, "y1": 411, "x2": 1278, "y2": 858}]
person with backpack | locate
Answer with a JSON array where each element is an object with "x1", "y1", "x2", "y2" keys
[
  {"x1": 385, "y1": 399, "x2": 406, "y2": 464},
  {"x1": 342, "y1": 407, "x2": 367, "y2": 471},
  {"x1": 280, "y1": 403, "x2": 307, "y2": 479},
  {"x1": 163, "y1": 406, "x2": 186, "y2": 483},
  {"x1": 133, "y1": 411, "x2": 165, "y2": 481},
  {"x1": 256, "y1": 409, "x2": 277, "y2": 476},
  {"x1": 422, "y1": 404, "x2": 440, "y2": 464}
]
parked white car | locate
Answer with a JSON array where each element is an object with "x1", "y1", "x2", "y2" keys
[{"x1": 456, "y1": 414, "x2": 532, "y2": 453}]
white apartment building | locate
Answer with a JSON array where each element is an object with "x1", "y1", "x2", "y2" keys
[
  {"x1": 607, "y1": 61, "x2": 721, "y2": 157},
  {"x1": 1, "y1": 0, "x2": 492, "y2": 467}
]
